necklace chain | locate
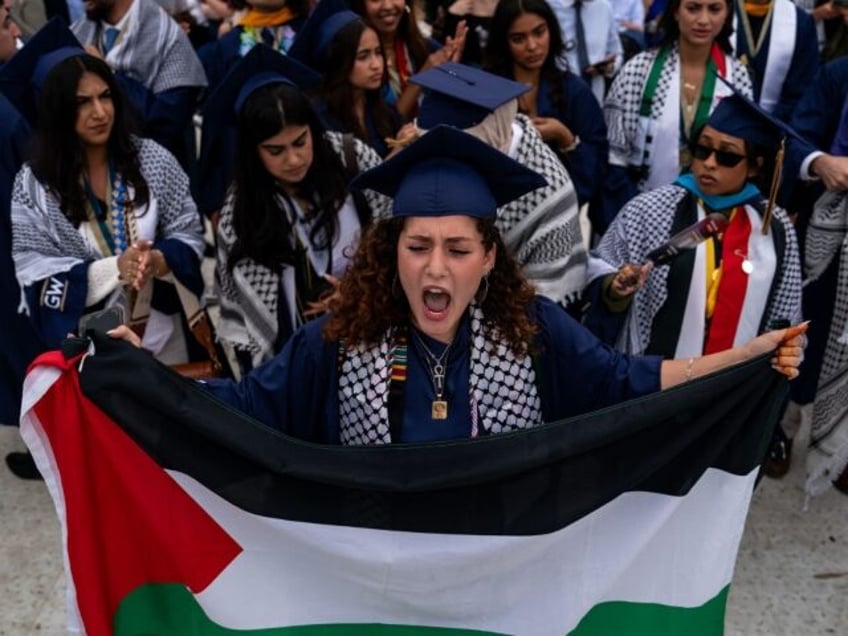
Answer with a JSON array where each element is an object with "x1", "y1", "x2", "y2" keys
[{"x1": 413, "y1": 331, "x2": 453, "y2": 399}]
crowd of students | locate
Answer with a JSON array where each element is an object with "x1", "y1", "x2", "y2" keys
[{"x1": 0, "y1": 0, "x2": 845, "y2": 497}]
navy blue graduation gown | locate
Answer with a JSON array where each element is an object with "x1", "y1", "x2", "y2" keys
[
  {"x1": 313, "y1": 99, "x2": 400, "y2": 158},
  {"x1": 733, "y1": 2, "x2": 819, "y2": 124},
  {"x1": 536, "y1": 73, "x2": 608, "y2": 207},
  {"x1": 203, "y1": 297, "x2": 662, "y2": 443},
  {"x1": 0, "y1": 96, "x2": 44, "y2": 425},
  {"x1": 783, "y1": 59, "x2": 848, "y2": 404}
]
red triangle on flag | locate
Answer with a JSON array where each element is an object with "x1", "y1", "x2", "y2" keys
[{"x1": 30, "y1": 352, "x2": 242, "y2": 636}]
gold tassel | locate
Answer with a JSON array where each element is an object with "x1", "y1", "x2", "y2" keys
[{"x1": 762, "y1": 137, "x2": 784, "y2": 235}]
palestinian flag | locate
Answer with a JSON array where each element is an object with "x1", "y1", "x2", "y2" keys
[{"x1": 22, "y1": 333, "x2": 786, "y2": 635}]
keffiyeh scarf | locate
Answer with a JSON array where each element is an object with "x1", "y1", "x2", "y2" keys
[
  {"x1": 499, "y1": 115, "x2": 585, "y2": 305},
  {"x1": 216, "y1": 132, "x2": 388, "y2": 373},
  {"x1": 13, "y1": 138, "x2": 203, "y2": 294},
  {"x1": 71, "y1": 0, "x2": 207, "y2": 93},
  {"x1": 804, "y1": 189, "x2": 848, "y2": 496},
  {"x1": 337, "y1": 304, "x2": 543, "y2": 445},
  {"x1": 588, "y1": 184, "x2": 802, "y2": 356}
]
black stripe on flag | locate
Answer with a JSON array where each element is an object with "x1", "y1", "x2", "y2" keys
[{"x1": 76, "y1": 333, "x2": 787, "y2": 536}]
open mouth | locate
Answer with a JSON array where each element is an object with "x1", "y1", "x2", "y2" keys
[{"x1": 422, "y1": 288, "x2": 451, "y2": 320}]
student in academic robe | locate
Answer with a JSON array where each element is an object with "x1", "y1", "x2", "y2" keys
[
  {"x1": 350, "y1": 0, "x2": 467, "y2": 119},
  {"x1": 484, "y1": 0, "x2": 608, "y2": 211},
  {"x1": 408, "y1": 63, "x2": 586, "y2": 310},
  {"x1": 585, "y1": 88, "x2": 803, "y2": 370},
  {"x1": 0, "y1": 2, "x2": 44, "y2": 480},
  {"x1": 204, "y1": 47, "x2": 387, "y2": 377},
  {"x1": 287, "y1": 0, "x2": 400, "y2": 157},
  {"x1": 602, "y1": 0, "x2": 752, "y2": 231},
  {"x1": 10, "y1": 49, "x2": 205, "y2": 361},
  {"x1": 112, "y1": 125, "x2": 806, "y2": 443},
  {"x1": 772, "y1": 57, "x2": 848, "y2": 490},
  {"x1": 732, "y1": 0, "x2": 818, "y2": 123},
  {"x1": 198, "y1": 0, "x2": 307, "y2": 95},
  {"x1": 71, "y1": 0, "x2": 208, "y2": 170},
  {"x1": 194, "y1": 44, "x2": 325, "y2": 219}
]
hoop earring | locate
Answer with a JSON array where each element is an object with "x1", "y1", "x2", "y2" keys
[
  {"x1": 475, "y1": 274, "x2": 490, "y2": 304},
  {"x1": 392, "y1": 272, "x2": 402, "y2": 299}
]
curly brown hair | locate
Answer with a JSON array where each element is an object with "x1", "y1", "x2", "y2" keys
[{"x1": 323, "y1": 217, "x2": 539, "y2": 356}]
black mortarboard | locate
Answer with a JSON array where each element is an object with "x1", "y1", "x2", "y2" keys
[
  {"x1": 196, "y1": 44, "x2": 321, "y2": 216},
  {"x1": 411, "y1": 63, "x2": 530, "y2": 130},
  {"x1": 351, "y1": 126, "x2": 546, "y2": 218},
  {"x1": 287, "y1": 0, "x2": 359, "y2": 72},
  {"x1": 0, "y1": 18, "x2": 83, "y2": 125}
]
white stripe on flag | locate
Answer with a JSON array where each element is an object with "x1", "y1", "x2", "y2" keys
[{"x1": 169, "y1": 467, "x2": 757, "y2": 635}]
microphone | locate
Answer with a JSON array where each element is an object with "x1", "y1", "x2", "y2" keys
[{"x1": 645, "y1": 213, "x2": 729, "y2": 266}]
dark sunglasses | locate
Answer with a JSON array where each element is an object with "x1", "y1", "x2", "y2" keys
[{"x1": 692, "y1": 144, "x2": 746, "y2": 168}]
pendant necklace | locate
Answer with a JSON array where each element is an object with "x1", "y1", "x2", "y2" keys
[{"x1": 413, "y1": 331, "x2": 453, "y2": 420}]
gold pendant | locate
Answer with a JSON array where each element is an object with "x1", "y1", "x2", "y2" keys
[{"x1": 431, "y1": 400, "x2": 448, "y2": 420}]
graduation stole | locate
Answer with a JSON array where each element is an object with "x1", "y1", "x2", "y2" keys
[
  {"x1": 83, "y1": 165, "x2": 153, "y2": 331},
  {"x1": 336, "y1": 305, "x2": 542, "y2": 445},
  {"x1": 84, "y1": 164, "x2": 130, "y2": 258},
  {"x1": 703, "y1": 204, "x2": 777, "y2": 353},
  {"x1": 648, "y1": 184, "x2": 778, "y2": 359},
  {"x1": 733, "y1": 0, "x2": 795, "y2": 112},
  {"x1": 686, "y1": 44, "x2": 726, "y2": 141}
]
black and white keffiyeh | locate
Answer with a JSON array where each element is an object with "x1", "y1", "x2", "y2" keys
[
  {"x1": 804, "y1": 189, "x2": 848, "y2": 496},
  {"x1": 501, "y1": 116, "x2": 586, "y2": 306},
  {"x1": 12, "y1": 137, "x2": 204, "y2": 295},
  {"x1": 587, "y1": 185, "x2": 802, "y2": 355},
  {"x1": 71, "y1": 0, "x2": 207, "y2": 93},
  {"x1": 337, "y1": 304, "x2": 543, "y2": 445},
  {"x1": 216, "y1": 132, "x2": 387, "y2": 372}
]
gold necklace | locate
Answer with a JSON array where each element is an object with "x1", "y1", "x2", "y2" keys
[{"x1": 413, "y1": 331, "x2": 454, "y2": 420}]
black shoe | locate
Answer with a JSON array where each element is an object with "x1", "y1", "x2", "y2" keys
[
  {"x1": 5, "y1": 451, "x2": 43, "y2": 480},
  {"x1": 762, "y1": 431, "x2": 793, "y2": 479}
]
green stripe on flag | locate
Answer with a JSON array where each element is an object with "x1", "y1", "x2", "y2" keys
[
  {"x1": 114, "y1": 584, "x2": 508, "y2": 635},
  {"x1": 115, "y1": 583, "x2": 731, "y2": 635},
  {"x1": 568, "y1": 585, "x2": 729, "y2": 635}
]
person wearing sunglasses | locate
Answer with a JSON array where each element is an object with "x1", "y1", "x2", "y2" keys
[{"x1": 583, "y1": 90, "x2": 803, "y2": 366}]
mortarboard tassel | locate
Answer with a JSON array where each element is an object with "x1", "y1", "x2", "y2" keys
[{"x1": 762, "y1": 136, "x2": 785, "y2": 235}]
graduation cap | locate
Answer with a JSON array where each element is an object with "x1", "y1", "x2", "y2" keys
[
  {"x1": 287, "y1": 0, "x2": 360, "y2": 72},
  {"x1": 195, "y1": 44, "x2": 322, "y2": 215},
  {"x1": 411, "y1": 63, "x2": 530, "y2": 130},
  {"x1": 350, "y1": 125, "x2": 547, "y2": 218},
  {"x1": 0, "y1": 17, "x2": 83, "y2": 126},
  {"x1": 204, "y1": 43, "x2": 322, "y2": 125},
  {"x1": 707, "y1": 91, "x2": 808, "y2": 152},
  {"x1": 706, "y1": 76, "x2": 811, "y2": 233}
]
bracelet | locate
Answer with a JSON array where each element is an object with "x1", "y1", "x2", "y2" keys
[
  {"x1": 558, "y1": 135, "x2": 581, "y2": 154},
  {"x1": 685, "y1": 357, "x2": 695, "y2": 382}
]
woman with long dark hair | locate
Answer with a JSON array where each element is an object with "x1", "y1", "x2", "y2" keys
[
  {"x1": 352, "y1": 0, "x2": 467, "y2": 120},
  {"x1": 317, "y1": 17, "x2": 400, "y2": 156},
  {"x1": 288, "y1": 5, "x2": 400, "y2": 156},
  {"x1": 212, "y1": 63, "x2": 387, "y2": 376},
  {"x1": 11, "y1": 51, "x2": 205, "y2": 361},
  {"x1": 485, "y1": 0, "x2": 607, "y2": 207},
  {"x1": 602, "y1": 0, "x2": 752, "y2": 226}
]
